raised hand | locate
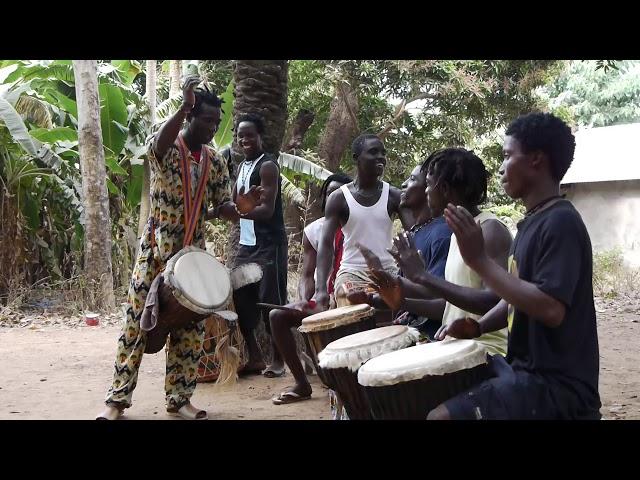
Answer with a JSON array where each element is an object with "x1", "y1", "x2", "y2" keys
[
  {"x1": 181, "y1": 75, "x2": 201, "y2": 108},
  {"x1": 435, "y1": 317, "x2": 481, "y2": 341},
  {"x1": 389, "y1": 232, "x2": 426, "y2": 283},
  {"x1": 443, "y1": 204, "x2": 487, "y2": 270},
  {"x1": 236, "y1": 185, "x2": 264, "y2": 215},
  {"x1": 356, "y1": 243, "x2": 383, "y2": 271},
  {"x1": 368, "y1": 269, "x2": 403, "y2": 310}
]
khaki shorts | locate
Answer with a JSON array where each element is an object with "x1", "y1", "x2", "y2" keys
[{"x1": 334, "y1": 268, "x2": 398, "y2": 308}]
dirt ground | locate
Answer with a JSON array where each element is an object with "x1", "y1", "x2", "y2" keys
[{"x1": 0, "y1": 295, "x2": 638, "y2": 420}]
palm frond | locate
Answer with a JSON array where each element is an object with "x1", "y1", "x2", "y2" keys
[
  {"x1": 278, "y1": 152, "x2": 333, "y2": 181},
  {"x1": 280, "y1": 173, "x2": 306, "y2": 207},
  {"x1": 14, "y1": 95, "x2": 53, "y2": 129}
]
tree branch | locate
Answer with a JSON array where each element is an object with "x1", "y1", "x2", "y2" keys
[
  {"x1": 336, "y1": 80, "x2": 359, "y2": 133},
  {"x1": 377, "y1": 93, "x2": 435, "y2": 139}
]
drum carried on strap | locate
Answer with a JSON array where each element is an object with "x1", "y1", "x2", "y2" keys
[
  {"x1": 142, "y1": 247, "x2": 260, "y2": 355},
  {"x1": 317, "y1": 325, "x2": 420, "y2": 419},
  {"x1": 298, "y1": 304, "x2": 376, "y2": 388},
  {"x1": 357, "y1": 339, "x2": 490, "y2": 419},
  {"x1": 197, "y1": 262, "x2": 263, "y2": 384}
]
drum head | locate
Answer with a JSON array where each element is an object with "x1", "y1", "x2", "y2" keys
[
  {"x1": 357, "y1": 339, "x2": 487, "y2": 387},
  {"x1": 299, "y1": 304, "x2": 373, "y2": 333},
  {"x1": 166, "y1": 248, "x2": 231, "y2": 312},
  {"x1": 318, "y1": 326, "x2": 420, "y2": 372}
]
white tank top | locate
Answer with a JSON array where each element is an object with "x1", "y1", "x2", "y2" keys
[
  {"x1": 441, "y1": 210, "x2": 510, "y2": 356},
  {"x1": 338, "y1": 182, "x2": 396, "y2": 273}
]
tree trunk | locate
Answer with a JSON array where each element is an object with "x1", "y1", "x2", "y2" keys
[
  {"x1": 226, "y1": 60, "x2": 289, "y2": 268},
  {"x1": 317, "y1": 79, "x2": 359, "y2": 172},
  {"x1": 169, "y1": 60, "x2": 182, "y2": 98},
  {"x1": 73, "y1": 60, "x2": 116, "y2": 311},
  {"x1": 282, "y1": 109, "x2": 315, "y2": 154},
  {"x1": 232, "y1": 60, "x2": 289, "y2": 155},
  {"x1": 138, "y1": 60, "x2": 156, "y2": 237}
]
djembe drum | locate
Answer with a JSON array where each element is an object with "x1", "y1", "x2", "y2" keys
[
  {"x1": 317, "y1": 325, "x2": 420, "y2": 419},
  {"x1": 298, "y1": 304, "x2": 376, "y2": 388},
  {"x1": 197, "y1": 262, "x2": 263, "y2": 384},
  {"x1": 357, "y1": 339, "x2": 491, "y2": 419}
]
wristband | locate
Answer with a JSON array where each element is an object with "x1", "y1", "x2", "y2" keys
[{"x1": 234, "y1": 204, "x2": 247, "y2": 217}]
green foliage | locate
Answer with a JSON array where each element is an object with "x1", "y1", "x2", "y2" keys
[
  {"x1": 539, "y1": 60, "x2": 640, "y2": 127},
  {"x1": 286, "y1": 60, "x2": 559, "y2": 213}
]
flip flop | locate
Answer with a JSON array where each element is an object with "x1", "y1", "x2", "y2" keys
[
  {"x1": 167, "y1": 404, "x2": 208, "y2": 420},
  {"x1": 262, "y1": 366, "x2": 286, "y2": 378},
  {"x1": 272, "y1": 391, "x2": 311, "y2": 405}
]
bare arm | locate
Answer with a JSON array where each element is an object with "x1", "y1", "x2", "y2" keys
[
  {"x1": 402, "y1": 298, "x2": 447, "y2": 321},
  {"x1": 300, "y1": 233, "x2": 317, "y2": 301},
  {"x1": 313, "y1": 190, "x2": 345, "y2": 309},
  {"x1": 435, "y1": 299, "x2": 509, "y2": 341},
  {"x1": 445, "y1": 204, "x2": 565, "y2": 328},
  {"x1": 393, "y1": 220, "x2": 511, "y2": 316},
  {"x1": 152, "y1": 75, "x2": 199, "y2": 161},
  {"x1": 234, "y1": 161, "x2": 279, "y2": 222}
]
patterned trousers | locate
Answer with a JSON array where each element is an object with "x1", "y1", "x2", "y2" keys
[{"x1": 104, "y1": 237, "x2": 205, "y2": 411}]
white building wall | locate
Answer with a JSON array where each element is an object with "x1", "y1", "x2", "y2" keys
[{"x1": 563, "y1": 180, "x2": 640, "y2": 267}]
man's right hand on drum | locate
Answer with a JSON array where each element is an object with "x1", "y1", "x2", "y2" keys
[{"x1": 435, "y1": 317, "x2": 481, "y2": 341}]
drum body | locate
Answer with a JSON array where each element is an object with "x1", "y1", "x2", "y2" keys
[
  {"x1": 197, "y1": 263, "x2": 262, "y2": 383},
  {"x1": 298, "y1": 304, "x2": 375, "y2": 388},
  {"x1": 357, "y1": 339, "x2": 490, "y2": 420},
  {"x1": 144, "y1": 247, "x2": 232, "y2": 354},
  {"x1": 317, "y1": 326, "x2": 420, "y2": 420}
]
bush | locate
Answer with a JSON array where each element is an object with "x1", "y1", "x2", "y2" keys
[{"x1": 592, "y1": 248, "x2": 640, "y2": 298}]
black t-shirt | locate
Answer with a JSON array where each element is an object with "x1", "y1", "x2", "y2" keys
[{"x1": 506, "y1": 200, "x2": 601, "y2": 419}]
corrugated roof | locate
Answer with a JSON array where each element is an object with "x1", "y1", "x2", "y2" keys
[{"x1": 561, "y1": 122, "x2": 640, "y2": 184}]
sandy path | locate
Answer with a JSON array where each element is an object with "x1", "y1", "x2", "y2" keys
[{"x1": 0, "y1": 305, "x2": 638, "y2": 420}]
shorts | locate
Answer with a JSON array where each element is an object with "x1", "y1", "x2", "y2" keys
[
  {"x1": 443, "y1": 354, "x2": 559, "y2": 420},
  {"x1": 232, "y1": 241, "x2": 288, "y2": 333},
  {"x1": 334, "y1": 268, "x2": 398, "y2": 308}
]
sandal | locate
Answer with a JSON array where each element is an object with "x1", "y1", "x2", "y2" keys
[
  {"x1": 167, "y1": 403, "x2": 208, "y2": 420},
  {"x1": 262, "y1": 366, "x2": 286, "y2": 378},
  {"x1": 272, "y1": 390, "x2": 311, "y2": 405},
  {"x1": 96, "y1": 404, "x2": 125, "y2": 420}
]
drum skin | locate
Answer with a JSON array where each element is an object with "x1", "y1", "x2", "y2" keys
[
  {"x1": 362, "y1": 363, "x2": 490, "y2": 420},
  {"x1": 302, "y1": 316, "x2": 376, "y2": 389}
]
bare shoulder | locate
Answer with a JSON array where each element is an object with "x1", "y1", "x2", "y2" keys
[{"x1": 481, "y1": 218, "x2": 513, "y2": 256}]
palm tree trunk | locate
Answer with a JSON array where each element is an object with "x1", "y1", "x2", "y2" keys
[
  {"x1": 169, "y1": 60, "x2": 182, "y2": 98},
  {"x1": 232, "y1": 60, "x2": 289, "y2": 155},
  {"x1": 226, "y1": 60, "x2": 289, "y2": 268},
  {"x1": 73, "y1": 60, "x2": 116, "y2": 311},
  {"x1": 138, "y1": 60, "x2": 156, "y2": 237}
]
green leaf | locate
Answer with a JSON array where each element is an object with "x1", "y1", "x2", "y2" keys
[
  {"x1": 111, "y1": 60, "x2": 142, "y2": 86},
  {"x1": 47, "y1": 90, "x2": 78, "y2": 118},
  {"x1": 126, "y1": 163, "x2": 144, "y2": 209},
  {"x1": 98, "y1": 83, "x2": 128, "y2": 156},
  {"x1": 0, "y1": 97, "x2": 38, "y2": 156},
  {"x1": 278, "y1": 152, "x2": 332, "y2": 180},
  {"x1": 105, "y1": 156, "x2": 127, "y2": 176},
  {"x1": 214, "y1": 81, "x2": 234, "y2": 149},
  {"x1": 29, "y1": 126, "x2": 78, "y2": 144},
  {"x1": 106, "y1": 177, "x2": 119, "y2": 195},
  {"x1": 21, "y1": 190, "x2": 41, "y2": 230}
]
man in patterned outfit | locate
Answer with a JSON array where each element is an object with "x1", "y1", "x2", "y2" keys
[{"x1": 96, "y1": 76, "x2": 260, "y2": 420}]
